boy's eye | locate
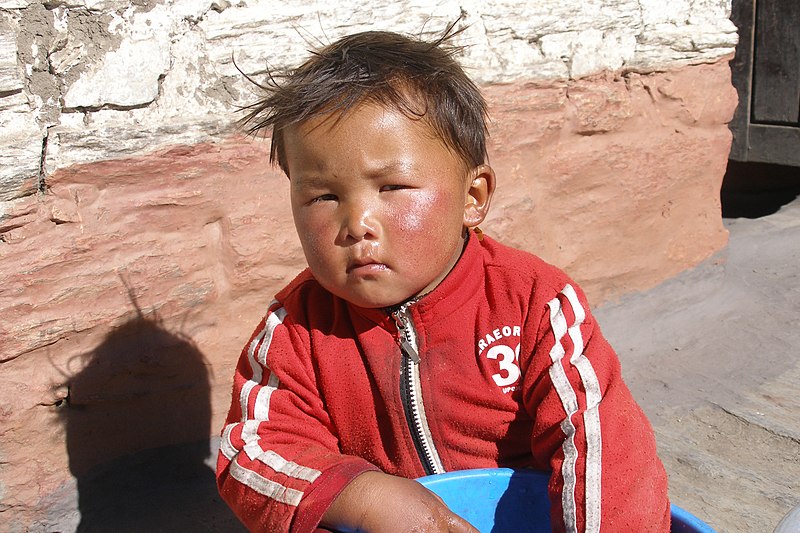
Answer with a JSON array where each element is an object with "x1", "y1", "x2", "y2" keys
[
  {"x1": 380, "y1": 184, "x2": 410, "y2": 192},
  {"x1": 310, "y1": 194, "x2": 337, "y2": 204}
]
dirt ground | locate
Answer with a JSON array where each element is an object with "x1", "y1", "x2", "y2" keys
[{"x1": 595, "y1": 166, "x2": 800, "y2": 532}]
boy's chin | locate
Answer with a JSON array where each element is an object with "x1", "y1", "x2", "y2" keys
[
  {"x1": 335, "y1": 287, "x2": 422, "y2": 310},
  {"x1": 346, "y1": 295, "x2": 414, "y2": 310},
  {"x1": 319, "y1": 276, "x2": 434, "y2": 309}
]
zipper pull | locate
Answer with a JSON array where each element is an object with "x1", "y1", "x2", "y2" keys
[
  {"x1": 393, "y1": 306, "x2": 420, "y2": 363},
  {"x1": 401, "y1": 338, "x2": 420, "y2": 363}
]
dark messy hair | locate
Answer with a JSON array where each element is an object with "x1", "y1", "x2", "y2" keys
[{"x1": 238, "y1": 21, "x2": 489, "y2": 175}]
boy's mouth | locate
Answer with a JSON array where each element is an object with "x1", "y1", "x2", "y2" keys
[{"x1": 347, "y1": 256, "x2": 388, "y2": 274}]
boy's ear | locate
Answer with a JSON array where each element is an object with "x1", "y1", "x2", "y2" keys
[{"x1": 463, "y1": 164, "x2": 496, "y2": 228}]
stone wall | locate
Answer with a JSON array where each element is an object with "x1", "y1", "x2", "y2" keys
[{"x1": 0, "y1": 0, "x2": 738, "y2": 529}]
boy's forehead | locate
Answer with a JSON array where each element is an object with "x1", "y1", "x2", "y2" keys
[
  {"x1": 283, "y1": 101, "x2": 461, "y2": 164},
  {"x1": 283, "y1": 110, "x2": 412, "y2": 174},
  {"x1": 288, "y1": 100, "x2": 409, "y2": 135}
]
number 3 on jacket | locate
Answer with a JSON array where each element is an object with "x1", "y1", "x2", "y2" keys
[{"x1": 486, "y1": 343, "x2": 521, "y2": 388}]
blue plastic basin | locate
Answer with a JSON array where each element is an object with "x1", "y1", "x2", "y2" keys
[{"x1": 417, "y1": 468, "x2": 715, "y2": 533}]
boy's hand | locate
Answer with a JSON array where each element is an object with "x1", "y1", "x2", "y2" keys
[{"x1": 320, "y1": 470, "x2": 479, "y2": 532}]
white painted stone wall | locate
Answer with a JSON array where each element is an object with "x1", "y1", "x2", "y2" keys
[{"x1": 1, "y1": 0, "x2": 736, "y2": 205}]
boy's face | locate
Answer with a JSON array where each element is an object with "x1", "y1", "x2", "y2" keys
[{"x1": 284, "y1": 102, "x2": 492, "y2": 308}]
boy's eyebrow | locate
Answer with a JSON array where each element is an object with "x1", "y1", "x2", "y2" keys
[
  {"x1": 293, "y1": 161, "x2": 411, "y2": 186},
  {"x1": 364, "y1": 160, "x2": 409, "y2": 178},
  {"x1": 291, "y1": 174, "x2": 331, "y2": 188}
]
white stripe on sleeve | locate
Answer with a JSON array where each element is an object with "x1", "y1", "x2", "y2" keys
[
  {"x1": 547, "y1": 294, "x2": 580, "y2": 533},
  {"x1": 241, "y1": 448, "x2": 321, "y2": 483},
  {"x1": 241, "y1": 419, "x2": 260, "y2": 443},
  {"x1": 229, "y1": 460, "x2": 303, "y2": 506},
  {"x1": 239, "y1": 327, "x2": 267, "y2": 420},
  {"x1": 220, "y1": 423, "x2": 238, "y2": 461},
  {"x1": 239, "y1": 303, "x2": 287, "y2": 422},
  {"x1": 257, "y1": 307, "x2": 288, "y2": 366},
  {"x1": 562, "y1": 284, "x2": 603, "y2": 533}
]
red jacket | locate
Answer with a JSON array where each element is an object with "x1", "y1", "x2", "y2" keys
[{"x1": 216, "y1": 233, "x2": 670, "y2": 532}]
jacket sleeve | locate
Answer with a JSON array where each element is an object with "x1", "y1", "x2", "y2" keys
[
  {"x1": 522, "y1": 282, "x2": 671, "y2": 533},
  {"x1": 216, "y1": 300, "x2": 379, "y2": 532}
]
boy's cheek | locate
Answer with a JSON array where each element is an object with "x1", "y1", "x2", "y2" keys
[
  {"x1": 300, "y1": 228, "x2": 332, "y2": 260},
  {"x1": 394, "y1": 195, "x2": 435, "y2": 233},
  {"x1": 296, "y1": 211, "x2": 334, "y2": 241},
  {"x1": 394, "y1": 191, "x2": 460, "y2": 235},
  {"x1": 294, "y1": 219, "x2": 334, "y2": 266}
]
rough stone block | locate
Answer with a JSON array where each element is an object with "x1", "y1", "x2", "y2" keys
[
  {"x1": 0, "y1": 16, "x2": 23, "y2": 93},
  {"x1": 0, "y1": 0, "x2": 29, "y2": 8},
  {"x1": 63, "y1": 33, "x2": 170, "y2": 109},
  {"x1": 0, "y1": 94, "x2": 43, "y2": 200}
]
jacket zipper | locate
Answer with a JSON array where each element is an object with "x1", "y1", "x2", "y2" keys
[{"x1": 393, "y1": 303, "x2": 444, "y2": 476}]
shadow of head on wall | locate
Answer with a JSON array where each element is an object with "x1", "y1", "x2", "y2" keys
[{"x1": 57, "y1": 290, "x2": 244, "y2": 532}]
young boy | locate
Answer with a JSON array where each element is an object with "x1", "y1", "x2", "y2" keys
[{"x1": 217, "y1": 26, "x2": 670, "y2": 533}]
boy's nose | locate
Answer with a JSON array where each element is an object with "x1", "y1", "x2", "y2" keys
[{"x1": 338, "y1": 203, "x2": 380, "y2": 243}]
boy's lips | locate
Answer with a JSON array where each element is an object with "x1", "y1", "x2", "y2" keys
[{"x1": 347, "y1": 256, "x2": 388, "y2": 274}]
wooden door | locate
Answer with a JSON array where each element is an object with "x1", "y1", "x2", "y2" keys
[{"x1": 729, "y1": 0, "x2": 800, "y2": 166}]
